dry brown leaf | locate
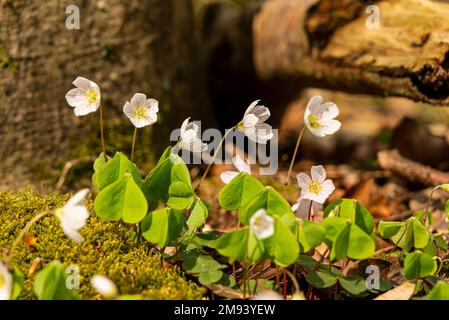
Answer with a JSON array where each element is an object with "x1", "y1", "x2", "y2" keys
[
  {"x1": 206, "y1": 284, "x2": 244, "y2": 299},
  {"x1": 374, "y1": 282, "x2": 415, "y2": 300}
]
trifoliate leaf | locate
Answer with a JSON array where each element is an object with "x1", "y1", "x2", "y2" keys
[
  {"x1": 141, "y1": 208, "x2": 185, "y2": 248},
  {"x1": 324, "y1": 198, "x2": 374, "y2": 234},
  {"x1": 425, "y1": 281, "x2": 449, "y2": 300},
  {"x1": 34, "y1": 261, "x2": 79, "y2": 300},
  {"x1": 218, "y1": 173, "x2": 264, "y2": 210},
  {"x1": 403, "y1": 251, "x2": 437, "y2": 279},
  {"x1": 187, "y1": 199, "x2": 209, "y2": 228},
  {"x1": 213, "y1": 228, "x2": 264, "y2": 263},
  {"x1": 264, "y1": 217, "x2": 299, "y2": 267},
  {"x1": 296, "y1": 220, "x2": 325, "y2": 253},
  {"x1": 95, "y1": 152, "x2": 142, "y2": 190}
]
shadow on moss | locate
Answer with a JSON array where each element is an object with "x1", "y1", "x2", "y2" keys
[{"x1": 0, "y1": 189, "x2": 205, "y2": 300}]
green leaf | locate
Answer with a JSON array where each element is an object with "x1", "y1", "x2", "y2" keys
[
  {"x1": 434, "y1": 235, "x2": 448, "y2": 251},
  {"x1": 34, "y1": 261, "x2": 79, "y2": 300},
  {"x1": 389, "y1": 217, "x2": 429, "y2": 251},
  {"x1": 95, "y1": 152, "x2": 142, "y2": 190},
  {"x1": 141, "y1": 208, "x2": 185, "y2": 247},
  {"x1": 325, "y1": 199, "x2": 374, "y2": 234},
  {"x1": 170, "y1": 155, "x2": 192, "y2": 186},
  {"x1": 296, "y1": 220, "x2": 325, "y2": 253},
  {"x1": 187, "y1": 199, "x2": 209, "y2": 228},
  {"x1": 324, "y1": 217, "x2": 375, "y2": 261},
  {"x1": 238, "y1": 187, "x2": 295, "y2": 228},
  {"x1": 445, "y1": 199, "x2": 449, "y2": 214},
  {"x1": 11, "y1": 267, "x2": 24, "y2": 300},
  {"x1": 338, "y1": 275, "x2": 367, "y2": 295},
  {"x1": 94, "y1": 175, "x2": 148, "y2": 223},
  {"x1": 213, "y1": 228, "x2": 264, "y2": 263},
  {"x1": 305, "y1": 270, "x2": 337, "y2": 288},
  {"x1": 403, "y1": 251, "x2": 437, "y2": 279},
  {"x1": 218, "y1": 173, "x2": 264, "y2": 210},
  {"x1": 378, "y1": 221, "x2": 403, "y2": 239},
  {"x1": 426, "y1": 281, "x2": 449, "y2": 300},
  {"x1": 182, "y1": 255, "x2": 226, "y2": 286},
  {"x1": 92, "y1": 153, "x2": 109, "y2": 189},
  {"x1": 265, "y1": 217, "x2": 299, "y2": 267},
  {"x1": 167, "y1": 181, "x2": 195, "y2": 210}
]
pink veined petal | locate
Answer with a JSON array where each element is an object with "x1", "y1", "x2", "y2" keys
[
  {"x1": 296, "y1": 173, "x2": 312, "y2": 189},
  {"x1": 320, "y1": 179, "x2": 335, "y2": 197},
  {"x1": 293, "y1": 199, "x2": 311, "y2": 220},
  {"x1": 131, "y1": 93, "x2": 147, "y2": 106},
  {"x1": 306, "y1": 96, "x2": 323, "y2": 115},
  {"x1": 242, "y1": 114, "x2": 259, "y2": 129},
  {"x1": 123, "y1": 101, "x2": 134, "y2": 116},
  {"x1": 65, "y1": 88, "x2": 86, "y2": 107},
  {"x1": 220, "y1": 171, "x2": 239, "y2": 184},
  {"x1": 233, "y1": 155, "x2": 251, "y2": 174},
  {"x1": 147, "y1": 98, "x2": 159, "y2": 113},
  {"x1": 319, "y1": 119, "x2": 341, "y2": 136},
  {"x1": 251, "y1": 105, "x2": 271, "y2": 123},
  {"x1": 180, "y1": 117, "x2": 191, "y2": 135},
  {"x1": 300, "y1": 189, "x2": 323, "y2": 204},
  {"x1": 311, "y1": 165, "x2": 326, "y2": 183},
  {"x1": 244, "y1": 99, "x2": 261, "y2": 117},
  {"x1": 72, "y1": 76, "x2": 91, "y2": 90},
  {"x1": 147, "y1": 111, "x2": 158, "y2": 125},
  {"x1": 320, "y1": 102, "x2": 339, "y2": 120},
  {"x1": 74, "y1": 104, "x2": 95, "y2": 117}
]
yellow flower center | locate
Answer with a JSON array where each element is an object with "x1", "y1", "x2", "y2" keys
[
  {"x1": 133, "y1": 105, "x2": 148, "y2": 120},
  {"x1": 308, "y1": 114, "x2": 321, "y2": 129},
  {"x1": 308, "y1": 180, "x2": 322, "y2": 194},
  {"x1": 0, "y1": 273, "x2": 5, "y2": 288},
  {"x1": 85, "y1": 88, "x2": 98, "y2": 104}
]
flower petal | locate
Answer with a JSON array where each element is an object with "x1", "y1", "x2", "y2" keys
[
  {"x1": 233, "y1": 155, "x2": 251, "y2": 174},
  {"x1": 311, "y1": 165, "x2": 326, "y2": 183},
  {"x1": 296, "y1": 173, "x2": 312, "y2": 189},
  {"x1": 65, "y1": 189, "x2": 90, "y2": 208},
  {"x1": 131, "y1": 93, "x2": 147, "y2": 106},
  {"x1": 147, "y1": 98, "x2": 159, "y2": 113},
  {"x1": 72, "y1": 76, "x2": 91, "y2": 90},
  {"x1": 180, "y1": 117, "x2": 190, "y2": 135},
  {"x1": 244, "y1": 99, "x2": 261, "y2": 117},
  {"x1": 65, "y1": 88, "x2": 86, "y2": 107},
  {"x1": 306, "y1": 96, "x2": 323, "y2": 115},
  {"x1": 220, "y1": 171, "x2": 239, "y2": 184},
  {"x1": 319, "y1": 119, "x2": 341, "y2": 136},
  {"x1": 320, "y1": 102, "x2": 339, "y2": 120}
]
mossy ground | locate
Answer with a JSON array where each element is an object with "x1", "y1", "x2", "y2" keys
[{"x1": 0, "y1": 190, "x2": 205, "y2": 300}]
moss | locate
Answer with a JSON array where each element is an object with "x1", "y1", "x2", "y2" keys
[
  {"x1": 0, "y1": 45, "x2": 17, "y2": 70},
  {"x1": 0, "y1": 190, "x2": 205, "y2": 300}
]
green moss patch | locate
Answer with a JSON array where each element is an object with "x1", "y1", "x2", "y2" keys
[{"x1": 0, "y1": 190, "x2": 205, "y2": 300}]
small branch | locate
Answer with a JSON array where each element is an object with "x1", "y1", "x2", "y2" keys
[{"x1": 56, "y1": 156, "x2": 96, "y2": 190}]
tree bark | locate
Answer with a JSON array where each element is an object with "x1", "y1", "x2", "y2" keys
[{"x1": 0, "y1": 0, "x2": 214, "y2": 189}]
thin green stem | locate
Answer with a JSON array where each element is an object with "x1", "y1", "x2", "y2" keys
[
  {"x1": 284, "y1": 269, "x2": 300, "y2": 295},
  {"x1": 285, "y1": 125, "x2": 306, "y2": 186},
  {"x1": 99, "y1": 105, "x2": 107, "y2": 161},
  {"x1": 424, "y1": 186, "x2": 438, "y2": 225},
  {"x1": 6, "y1": 211, "x2": 51, "y2": 266},
  {"x1": 195, "y1": 127, "x2": 235, "y2": 192},
  {"x1": 131, "y1": 127, "x2": 138, "y2": 162}
]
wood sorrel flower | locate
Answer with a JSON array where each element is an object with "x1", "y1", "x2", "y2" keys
[
  {"x1": 237, "y1": 100, "x2": 273, "y2": 144},
  {"x1": 65, "y1": 77, "x2": 101, "y2": 117},
  {"x1": 123, "y1": 93, "x2": 159, "y2": 128},
  {"x1": 0, "y1": 262, "x2": 12, "y2": 300},
  {"x1": 220, "y1": 155, "x2": 251, "y2": 184},
  {"x1": 296, "y1": 165, "x2": 335, "y2": 204},
  {"x1": 54, "y1": 189, "x2": 89, "y2": 243},
  {"x1": 304, "y1": 96, "x2": 341, "y2": 137},
  {"x1": 250, "y1": 209, "x2": 275, "y2": 240},
  {"x1": 91, "y1": 275, "x2": 118, "y2": 299},
  {"x1": 178, "y1": 117, "x2": 208, "y2": 153}
]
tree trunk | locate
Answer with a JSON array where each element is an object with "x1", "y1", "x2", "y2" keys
[{"x1": 0, "y1": 0, "x2": 214, "y2": 189}]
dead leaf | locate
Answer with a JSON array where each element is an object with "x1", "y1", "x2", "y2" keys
[
  {"x1": 374, "y1": 282, "x2": 415, "y2": 300},
  {"x1": 206, "y1": 284, "x2": 244, "y2": 299}
]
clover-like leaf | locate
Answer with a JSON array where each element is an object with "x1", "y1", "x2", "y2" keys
[
  {"x1": 11, "y1": 267, "x2": 24, "y2": 300},
  {"x1": 325, "y1": 199, "x2": 374, "y2": 234},
  {"x1": 264, "y1": 217, "x2": 299, "y2": 267},
  {"x1": 34, "y1": 261, "x2": 79, "y2": 300},
  {"x1": 187, "y1": 199, "x2": 210, "y2": 228},
  {"x1": 426, "y1": 281, "x2": 449, "y2": 300},
  {"x1": 305, "y1": 270, "x2": 337, "y2": 289},
  {"x1": 386, "y1": 217, "x2": 429, "y2": 251},
  {"x1": 167, "y1": 181, "x2": 195, "y2": 210},
  {"x1": 94, "y1": 175, "x2": 148, "y2": 223},
  {"x1": 95, "y1": 152, "x2": 142, "y2": 190},
  {"x1": 213, "y1": 228, "x2": 265, "y2": 263},
  {"x1": 296, "y1": 220, "x2": 325, "y2": 253},
  {"x1": 218, "y1": 173, "x2": 264, "y2": 210},
  {"x1": 403, "y1": 251, "x2": 437, "y2": 279},
  {"x1": 141, "y1": 207, "x2": 185, "y2": 248},
  {"x1": 338, "y1": 275, "x2": 367, "y2": 295},
  {"x1": 182, "y1": 255, "x2": 226, "y2": 286}
]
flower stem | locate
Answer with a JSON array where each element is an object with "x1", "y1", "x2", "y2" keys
[
  {"x1": 6, "y1": 211, "x2": 51, "y2": 266},
  {"x1": 285, "y1": 125, "x2": 306, "y2": 186},
  {"x1": 195, "y1": 127, "x2": 235, "y2": 192},
  {"x1": 131, "y1": 127, "x2": 138, "y2": 162},
  {"x1": 424, "y1": 186, "x2": 438, "y2": 225},
  {"x1": 99, "y1": 105, "x2": 107, "y2": 161}
]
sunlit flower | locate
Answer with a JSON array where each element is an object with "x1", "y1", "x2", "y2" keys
[
  {"x1": 297, "y1": 165, "x2": 335, "y2": 204},
  {"x1": 291, "y1": 198, "x2": 322, "y2": 220},
  {"x1": 220, "y1": 155, "x2": 251, "y2": 184},
  {"x1": 91, "y1": 275, "x2": 118, "y2": 299},
  {"x1": 304, "y1": 96, "x2": 341, "y2": 137},
  {"x1": 178, "y1": 117, "x2": 208, "y2": 153},
  {"x1": 0, "y1": 262, "x2": 12, "y2": 300},
  {"x1": 237, "y1": 100, "x2": 273, "y2": 144},
  {"x1": 123, "y1": 93, "x2": 159, "y2": 128},
  {"x1": 250, "y1": 209, "x2": 275, "y2": 240},
  {"x1": 65, "y1": 77, "x2": 101, "y2": 116},
  {"x1": 54, "y1": 189, "x2": 89, "y2": 243},
  {"x1": 252, "y1": 290, "x2": 283, "y2": 300}
]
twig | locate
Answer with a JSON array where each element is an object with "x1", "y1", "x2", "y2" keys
[{"x1": 56, "y1": 156, "x2": 96, "y2": 190}]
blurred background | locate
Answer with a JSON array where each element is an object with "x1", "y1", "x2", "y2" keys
[{"x1": 2, "y1": 0, "x2": 449, "y2": 220}]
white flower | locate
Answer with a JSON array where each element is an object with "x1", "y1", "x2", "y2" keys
[
  {"x1": 252, "y1": 290, "x2": 283, "y2": 300},
  {"x1": 123, "y1": 93, "x2": 159, "y2": 128},
  {"x1": 250, "y1": 209, "x2": 275, "y2": 240},
  {"x1": 54, "y1": 189, "x2": 89, "y2": 243},
  {"x1": 238, "y1": 100, "x2": 273, "y2": 144},
  {"x1": 65, "y1": 77, "x2": 101, "y2": 117},
  {"x1": 304, "y1": 96, "x2": 341, "y2": 137},
  {"x1": 91, "y1": 275, "x2": 118, "y2": 299},
  {"x1": 296, "y1": 165, "x2": 335, "y2": 204},
  {"x1": 178, "y1": 117, "x2": 208, "y2": 153},
  {"x1": 291, "y1": 198, "x2": 322, "y2": 220},
  {"x1": 220, "y1": 155, "x2": 251, "y2": 184},
  {"x1": 0, "y1": 262, "x2": 12, "y2": 300}
]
